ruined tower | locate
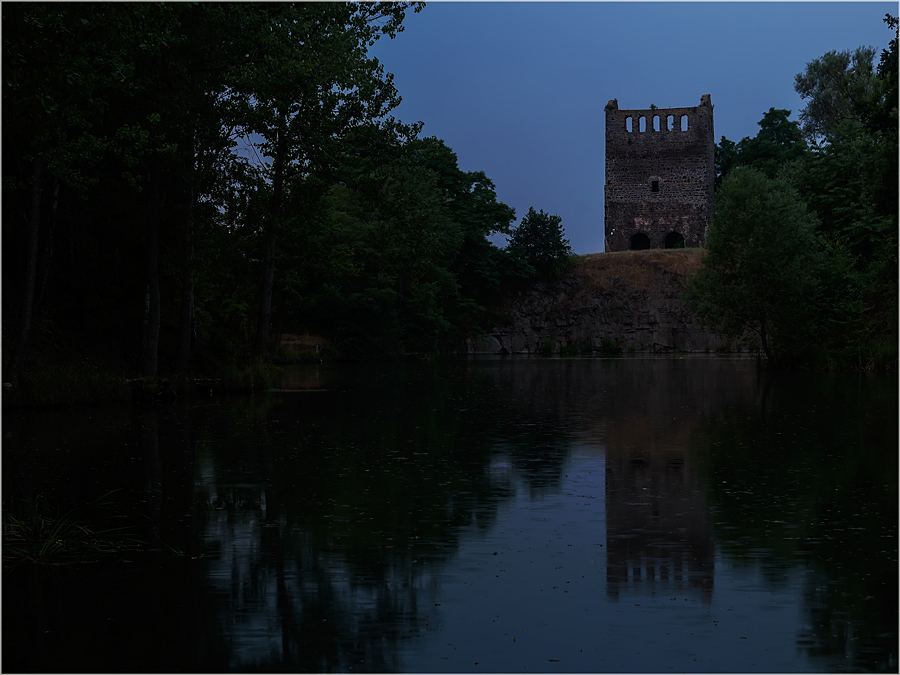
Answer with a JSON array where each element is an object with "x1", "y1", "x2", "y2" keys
[{"x1": 604, "y1": 95, "x2": 715, "y2": 252}]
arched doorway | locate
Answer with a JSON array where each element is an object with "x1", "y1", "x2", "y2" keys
[
  {"x1": 664, "y1": 232, "x2": 685, "y2": 249},
  {"x1": 630, "y1": 232, "x2": 650, "y2": 250}
]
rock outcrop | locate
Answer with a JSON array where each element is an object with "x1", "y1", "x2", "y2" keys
[{"x1": 467, "y1": 249, "x2": 744, "y2": 356}]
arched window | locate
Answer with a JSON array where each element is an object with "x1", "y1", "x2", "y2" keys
[
  {"x1": 667, "y1": 115, "x2": 675, "y2": 130},
  {"x1": 625, "y1": 117, "x2": 633, "y2": 132},
  {"x1": 631, "y1": 233, "x2": 651, "y2": 250},
  {"x1": 680, "y1": 115, "x2": 688, "y2": 131},
  {"x1": 639, "y1": 116, "x2": 646, "y2": 132},
  {"x1": 664, "y1": 232, "x2": 685, "y2": 249},
  {"x1": 653, "y1": 115, "x2": 660, "y2": 132}
]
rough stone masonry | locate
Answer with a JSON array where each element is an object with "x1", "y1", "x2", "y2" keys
[
  {"x1": 466, "y1": 251, "x2": 747, "y2": 356},
  {"x1": 604, "y1": 95, "x2": 715, "y2": 252}
]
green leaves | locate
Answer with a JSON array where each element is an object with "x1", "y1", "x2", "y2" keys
[
  {"x1": 794, "y1": 46, "x2": 879, "y2": 141},
  {"x1": 715, "y1": 108, "x2": 808, "y2": 187},
  {"x1": 507, "y1": 207, "x2": 573, "y2": 281},
  {"x1": 706, "y1": 16, "x2": 898, "y2": 368},
  {"x1": 790, "y1": 17, "x2": 898, "y2": 353},
  {"x1": 233, "y1": 3, "x2": 414, "y2": 171},
  {"x1": 1, "y1": 2, "x2": 568, "y2": 372},
  {"x1": 688, "y1": 168, "x2": 824, "y2": 366}
]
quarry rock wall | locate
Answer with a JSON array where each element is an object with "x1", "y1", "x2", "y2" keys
[{"x1": 466, "y1": 250, "x2": 747, "y2": 356}]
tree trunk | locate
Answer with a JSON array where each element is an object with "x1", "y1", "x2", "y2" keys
[
  {"x1": 175, "y1": 85, "x2": 197, "y2": 384},
  {"x1": 272, "y1": 286, "x2": 286, "y2": 361},
  {"x1": 253, "y1": 123, "x2": 286, "y2": 365},
  {"x1": 6, "y1": 158, "x2": 43, "y2": 387},
  {"x1": 37, "y1": 179, "x2": 59, "y2": 305},
  {"x1": 759, "y1": 314, "x2": 774, "y2": 364},
  {"x1": 174, "y1": 202, "x2": 194, "y2": 382},
  {"x1": 254, "y1": 230, "x2": 277, "y2": 364},
  {"x1": 174, "y1": 180, "x2": 194, "y2": 383},
  {"x1": 141, "y1": 158, "x2": 162, "y2": 379}
]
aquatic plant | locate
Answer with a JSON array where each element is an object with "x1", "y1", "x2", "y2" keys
[{"x1": 3, "y1": 491, "x2": 143, "y2": 568}]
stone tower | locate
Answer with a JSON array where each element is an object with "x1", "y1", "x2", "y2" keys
[{"x1": 604, "y1": 95, "x2": 715, "y2": 252}]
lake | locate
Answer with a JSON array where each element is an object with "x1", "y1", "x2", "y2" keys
[{"x1": 3, "y1": 358, "x2": 897, "y2": 672}]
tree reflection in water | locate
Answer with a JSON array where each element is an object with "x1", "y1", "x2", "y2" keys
[
  {"x1": 694, "y1": 369, "x2": 898, "y2": 672},
  {"x1": 179, "y1": 362, "x2": 577, "y2": 671}
]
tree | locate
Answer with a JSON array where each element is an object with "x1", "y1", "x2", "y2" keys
[
  {"x1": 790, "y1": 16, "x2": 898, "y2": 353},
  {"x1": 714, "y1": 136, "x2": 739, "y2": 190},
  {"x1": 715, "y1": 108, "x2": 808, "y2": 188},
  {"x1": 507, "y1": 207, "x2": 572, "y2": 281},
  {"x1": 255, "y1": 130, "x2": 519, "y2": 359},
  {"x1": 403, "y1": 137, "x2": 516, "y2": 343},
  {"x1": 228, "y1": 2, "x2": 423, "y2": 364},
  {"x1": 794, "y1": 46, "x2": 879, "y2": 141},
  {"x1": 687, "y1": 168, "x2": 824, "y2": 366},
  {"x1": 166, "y1": 5, "x2": 257, "y2": 382},
  {"x1": 299, "y1": 135, "x2": 511, "y2": 357},
  {"x1": 3, "y1": 4, "x2": 132, "y2": 386},
  {"x1": 866, "y1": 14, "x2": 898, "y2": 137}
]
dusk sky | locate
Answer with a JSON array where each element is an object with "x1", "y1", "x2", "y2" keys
[{"x1": 370, "y1": 2, "x2": 896, "y2": 254}]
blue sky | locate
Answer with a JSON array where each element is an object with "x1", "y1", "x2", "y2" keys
[{"x1": 370, "y1": 2, "x2": 896, "y2": 254}]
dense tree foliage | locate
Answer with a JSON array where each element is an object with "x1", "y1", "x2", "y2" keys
[
  {"x1": 703, "y1": 14, "x2": 897, "y2": 369},
  {"x1": 688, "y1": 168, "x2": 826, "y2": 366},
  {"x1": 3, "y1": 3, "x2": 574, "y2": 392},
  {"x1": 506, "y1": 207, "x2": 573, "y2": 281},
  {"x1": 793, "y1": 46, "x2": 881, "y2": 140},
  {"x1": 715, "y1": 108, "x2": 809, "y2": 187},
  {"x1": 790, "y1": 16, "x2": 898, "y2": 353},
  {"x1": 279, "y1": 137, "x2": 518, "y2": 358}
]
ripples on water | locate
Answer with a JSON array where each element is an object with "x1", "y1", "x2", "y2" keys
[{"x1": 3, "y1": 358, "x2": 897, "y2": 672}]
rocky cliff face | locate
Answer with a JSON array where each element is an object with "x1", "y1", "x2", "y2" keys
[{"x1": 468, "y1": 249, "x2": 741, "y2": 356}]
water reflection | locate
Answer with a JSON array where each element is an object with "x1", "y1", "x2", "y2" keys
[
  {"x1": 3, "y1": 359, "x2": 896, "y2": 673},
  {"x1": 605, "y1": 449, "x2": 714, "y2": 603},
  {"x1": 695, "y1": 369, "x2": 898, "y2": 672},
  {"x1": 484, "y1": 359, "x2": 747, "y2": 605}
]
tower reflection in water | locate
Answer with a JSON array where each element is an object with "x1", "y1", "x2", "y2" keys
[
  {"x1": 605, "y1": 447, "x2": 714, "y2": 603},
  {"x1": 589, "y1": 360, "x2": 746, "y2": 606}
]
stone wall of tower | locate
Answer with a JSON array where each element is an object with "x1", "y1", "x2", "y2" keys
[{"x1": 604, "y1": 95, "x2": 715, "y2": 252}]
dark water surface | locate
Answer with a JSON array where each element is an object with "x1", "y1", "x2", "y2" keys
[{"x1": 3, "y1": 358, "x2": 897, "y2": 673}]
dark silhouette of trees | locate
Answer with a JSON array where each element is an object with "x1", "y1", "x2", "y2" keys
[
  {"x1": 3, "y1": 2, "x2": 577, "y2": 389},
  {"x1": 703, "y1": 15, "x2": 897, "y2": 368}
]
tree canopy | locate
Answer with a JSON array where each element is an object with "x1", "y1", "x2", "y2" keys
[
  {"x1": 3, "y1": 2, "x2": 576, "y2": 393},
  {"x1": 507, "y1": 207, "x2": 573, "y2": 281},
  {"x1": 790, "y1": 14, "x2": 898, "y2": 355},
  {"x1": 688, "y1": 168, "x2": 825, "y2": 366},
  {"x1": 794, "y1": 46, "x2": 880, "y2": 141},
  {"x1": 703, "y1": 14, "x2": 898, "y2": 369},
  {"x1": 715, "y1": 108, "x2": 808, "y2": 188}
]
